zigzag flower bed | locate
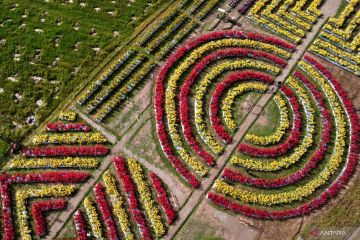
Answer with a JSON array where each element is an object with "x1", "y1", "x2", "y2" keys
[
  {"x1": 154, "y1": 30, "x2": 295, "y2": 187},
  {"x1": 0, "y1": 171, "x2": 90, "y2": 239},
  {"x1": 0, "y1": 111, "x2": 111, "y2": 239},
  {"x1": 61, "y1": 156, "x2": 177, "y2": 240},
  {"x1": 207, "y1": 55, "x2": 360, "y2": 219}
]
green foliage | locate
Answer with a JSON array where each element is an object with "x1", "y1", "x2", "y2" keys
[
  {"x1": 0, "y1": 0, "x2": 167, "y2": 144},
  {"x1": 0, "y1": 139, "x2": 9, "y2": 159}
]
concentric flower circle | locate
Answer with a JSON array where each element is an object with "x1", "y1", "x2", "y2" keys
[
  {"x1": 154, "y1": 30, "x2": 295, "y2": 187},
  {"x1": 208, "y1": 55, "x2": 360, "y2": 219}
]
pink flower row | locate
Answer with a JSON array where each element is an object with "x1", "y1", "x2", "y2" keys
[
  {"x1": 23, "y1": 145, "x2": 109, "y2": 158},
  {"x1": 210, "y1": 70, "x2": 274, "y2": 143},
  {"x1": 149, "y1": 172, "x2": 176, "y2": 224},
  {"x1": 74, "y1": 210, "x2": 88, "y2": 240},
  {"x1": 94, "y1": 183, "x2": 119, "y2": 240},
  {"x1": 32, "y1": 199, "x2": 67, "y2": 237},
  {"x1": 46, "y1": 122, "x2": 90, "y2": 132},
  {"x1": 113, "y1": 157, "x2": 153, "y2": 240},
  {"x1": 237, "y1": 84, "x2": 302, "y2": 157}
]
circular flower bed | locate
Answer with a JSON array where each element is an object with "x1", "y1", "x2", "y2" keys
[
  {"x1": 208, "y1": 55, "x2": 359, "y2": 219},
  {"x1": 154, "y1": 30, "x2": 294, "y2": 187}
]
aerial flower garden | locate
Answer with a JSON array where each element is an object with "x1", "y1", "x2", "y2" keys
[{"x1": 0, "y1": 0, "x2": 360, "y2": 239}]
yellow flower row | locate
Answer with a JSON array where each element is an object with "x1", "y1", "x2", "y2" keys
[
  {"x1": 8, "y1": 157, "x2": 99, "y2": 169},
  {"x1": 58, "y1": 111, "x2": 76, "y2": 122},
  {"x1": 85, "y1": 55, "x2": 146, "y2": 113},
  {"x1": 222, "y1": 83, "x2": 268, "y2": 131},
  {"x1": 196, "y1": 61, "x2": 279, "y2": 154},
  {"x1": 306, "y1": 0, "x2": 323, "y2": 17},
  {"x1": 309, "y1": 44, "x2": 360, "y2": 73},
  {"x1": 245, "y1": 93, "x2": 290, "y2": 145},
  {"x1": 84, "y1": 197, "x2": 105, "y2": 240},
  {"x1": 319, "y1": 30, "x2": 360, "y2": 52},
  {"x1": 324, "y1": 7, "x2": 360, "y2": 41},
  {"x1": 278, "y1": 0, "x2": 312, "y2": 30},
  {"x1": 127, "y1": 158, "x2": 166, "y2": 237},
  {"x1": 328, "y1": 0, "x2": 359, "y2": 28},
  {"x1": 248, "y1": 10, "x2": 302, "y2": 43},
  {"x1": 16, "y1": 185, "x2": 76, "y2": 240},
  {"x1": 216, "y1": 60, "x2": 349, "y2": 206},
  {"x1": 260, "y1": 0, "x2": 306, "y2": 37},
  {"x1": 291, "y1": 0, "x2": 318, "y2": 22},
  {"x1": 231, "y1": 76, "x2": 316, "y2": 171},
  {"x1": 93, "y1": 60, "x2": 156, "y2": 122},
  {"x1": 32, "y1": 132, "x2": 108, "y2": 145},
  {"x1": 313, "y1": 39, "x2": 360, "y2": 64},
  {"x1": 103, "y1": 172, "x2": 134, "y2": 240}
]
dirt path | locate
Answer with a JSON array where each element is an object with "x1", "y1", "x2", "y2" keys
[
  {"x1": 113, "y1": 110, "x2": 193, "y2": 208},
  {"x1": 73, "y1": 106, "x2": 118, "y2": 144}
]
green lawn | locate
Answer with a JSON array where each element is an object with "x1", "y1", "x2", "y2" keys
[{"x1": 0, "y1": 0, "x2": 167, "y2": 144}]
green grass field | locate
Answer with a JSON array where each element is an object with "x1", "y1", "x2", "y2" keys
[{"x1": 0, "y1": 0, "x2": 167, "y2": 150}]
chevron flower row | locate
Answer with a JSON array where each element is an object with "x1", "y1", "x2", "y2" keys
[
  {"x1": 32, "y1": 199, "x2": 67, "y2": 237},
  {"x1": 0, "y1": 171, "x2": 90, "y2": 240}
]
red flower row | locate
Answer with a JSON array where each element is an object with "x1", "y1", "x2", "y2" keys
[
  {"x1": 113, "y1": 157, "x2": 153, "y2": 240},
  {"x1": 155, "y1": 30, "x2": 293, "y2": 187},
  {"x1": 94, "y1": 183, "x2": 119, "y2": 240},
  {"x1": 0, "y1": 171, "x2": 89, "y2": 240},
  {"x1": 23, "y1": 145, "x2": 109, "y2": 158},
  {"x1": 0, "y1": 171, "x2": 90, "y2": 184},
  {"x1": 208, "y1": 56, "x2": 360, "y2": 219},
  {"x1": 46, "y1": 122, "x2": 90, "y2": 132},
  {"x1": 210, "y1": 70, "x2": 274, "y2": 143},
  {"x1": 222, "y1": 70, "x2": 332, "y2": 187},
  {"x1": 179, "y1": 48, "x2": 283, "y2": 165},
  {"x1": 237, "y1": 85, "x2": 302, "y2": 157},
  {"x1": 149, "y1": 172, "x2": 176, "y2": 224},
  {"x1": 1, "y1": 183, "x2": 14, "y2": 240},
  {"x1": 74, "y1": 210, "x2": 88, "y2": 240},
  {"x1": 32, "y1": 199, "x2": 67, "y2": 237}
]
